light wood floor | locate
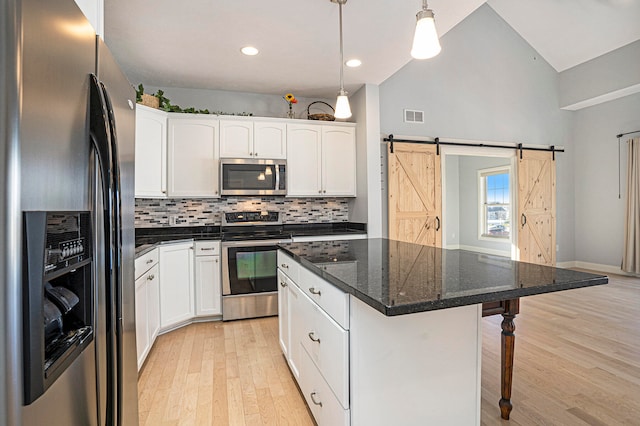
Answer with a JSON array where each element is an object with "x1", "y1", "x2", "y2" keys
[{"x1": 138, "y1": 272, "x2": 640, "y2": 425}]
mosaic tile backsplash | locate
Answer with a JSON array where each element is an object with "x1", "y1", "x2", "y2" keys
[{"x1": 135, "y1": 197, "x2": 350, "y2": 227}]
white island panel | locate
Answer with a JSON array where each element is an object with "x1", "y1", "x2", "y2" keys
[{"x1": 349, "y1": 297, "x2": 482, "y2": 426}]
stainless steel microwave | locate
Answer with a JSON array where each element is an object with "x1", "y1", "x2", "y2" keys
[{"x1": 220, "y1": 159, "x2": 286, "y2": 196}]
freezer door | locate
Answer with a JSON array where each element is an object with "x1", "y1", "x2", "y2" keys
[
  {"x1": 96, "y1": 38, "x2": 138, "y2": 426},
  {"x1": 20, "y1": 0, "x2": 99, "y2": 424}
]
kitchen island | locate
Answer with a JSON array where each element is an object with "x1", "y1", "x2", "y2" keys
[{"x1": 277, "y1": 238, "x2": 608, "y2": 425}]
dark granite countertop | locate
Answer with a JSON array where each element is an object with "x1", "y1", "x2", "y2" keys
[
  {"x1": 277, "y1": 238, "x2": 609, "y2": 316},
  {"x1": 134, "y1": 223, "x2": 366, "y2": 257}
]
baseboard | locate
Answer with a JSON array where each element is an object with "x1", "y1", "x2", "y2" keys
[
  {"x1": 458, "y1": 244, "x2": 511, "y2": 258},
  {"x1": 558, "y1": 260, "x2": 639, "y2": 277}
]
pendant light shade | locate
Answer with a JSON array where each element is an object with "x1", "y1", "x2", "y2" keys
[
  {"x1": 411, "y1": 1, "x2": 441, "y2": 60},
  {"x1": 333, "y1": 0, "x2": 352, "y2": 119},
  {"x1": 335, "y1": 90, "x2": 352, "y2": 119}
]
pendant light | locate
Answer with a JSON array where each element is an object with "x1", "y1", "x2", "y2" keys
[
  {"x1": 332, "y1": 0, "x2": 352, "y2": 119},
  {"x1": 411, "y1": 0, "x2": 441, "y2": 60}
]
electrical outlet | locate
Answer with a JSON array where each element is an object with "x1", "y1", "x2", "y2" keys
[{"x1": 169, "y1": 215, "x2": 178, "y2": 226}]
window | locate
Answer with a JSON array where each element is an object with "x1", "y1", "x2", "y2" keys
[{"x1": 479, "y1": 167, "x2": 510, "y2": 239}]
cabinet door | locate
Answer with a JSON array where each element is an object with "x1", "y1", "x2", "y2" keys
[
  {"x1": 254, "y1": 121, "x2": 287, "y2": 159},
  {"x1": 159, "y1": 243, "x2": 195, "y2": 329},
  {"x1": 287, "y1": 281, "x2": 304, "y2": 379},
  {"x1": 322, "y1": 126, "x2": 356, "y2": 196},
  {"x1": 135, "y1": 105, "x2": 167, "y2": 198},
  {"x1": 147, "y1": 264, "x2": 160, "y2": 343},
  {"x1": 168, "y1": 117, "x2": 220, "y2": 197},
  {"x1": 195, "y1": 255, "x2": 221, "y2": 316},
  {"x1": 135, "y1": 273, "x2": 149, "y2": 370},
  {"x1": 219, "y1": 120, "x2": 253, "y2": 158},
  {"x1": 277, "y1": 270, "x2": 290, "y2": 358},
  {"x1": 287, "y1": 124, "x2": 322, "y2": 196}
]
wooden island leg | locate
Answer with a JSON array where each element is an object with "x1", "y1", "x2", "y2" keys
[{"x1": 499, "y1": 299, "x2": 519, "y2": 420}]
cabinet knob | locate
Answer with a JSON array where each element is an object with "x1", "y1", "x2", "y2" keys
[
  {"x1": 249, "y1": 152, "x2": 253, "y2": 156},
  {"x1": 310, "y1": 392, "x2": 323, "y2": 407},
  {"x1": 318, "y1": 190, "x2": 322, "y2": 194},
  {"x1": 309, "y1": 287, "x2": 321, "y2": 296},
  {"x1": 146, "y1": 259, "x2": 153, "y2": 264},
  {"x1": 280, "y1": 263, "x2": 289, "y2": 269},
  {"x1": 323, "y1": 190, "x2": 326, "y2": 194},
  {"x1": 147, "y1": 274, "x2": 154, "y2": 281},
  {"x1": 254, "y1": 152, "x2": 258, "y2": 156},
  {"x1": 308, "y1": 331, "x2": 320, "y2": 343},
  {"x1": 280, "y1": 281, "x2": 287, "y2": 288}
]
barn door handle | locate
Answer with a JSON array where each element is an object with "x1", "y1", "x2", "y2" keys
[
  {"x1": 521, "y1": 214, "x2": 527, "y2": 227},
  {"x1": 435, "y1": 216, "x2": 441, "y2": 231}
]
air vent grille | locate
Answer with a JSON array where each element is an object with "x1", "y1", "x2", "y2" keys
[{"x1": 404, "y1": 109, "x2": 424, "y2": 123}]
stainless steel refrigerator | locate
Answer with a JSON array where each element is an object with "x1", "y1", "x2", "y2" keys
[{"x1": 0, "y1": 0, "x2": 138, "y2": 424}]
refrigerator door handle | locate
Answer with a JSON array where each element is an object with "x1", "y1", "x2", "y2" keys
[{"x1": 89, "y1": 73, "x2": 120, "y2": 426}]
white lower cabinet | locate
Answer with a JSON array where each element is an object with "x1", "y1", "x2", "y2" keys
[
  {"x1": 134, "y1": 273, "x2": 149, "y2": 369},
  {"x1": 194, "y1": 241, "x2": 221, "y2": 317},
  {"x1": 159, "y1": 242, "x2": 195, "y2": 329},
  {"x1": 299, "y1": 345, "x2": 350, "y2": 426},
  {"x1": 278, "y1": 250, "x2": 350, "y2": 425},
  {"x1": 134, "y1": 249, "x2": 160, "y2": 370},
  {"x1": 277, "y1": 270, "x2": 290, "y2": 359}
]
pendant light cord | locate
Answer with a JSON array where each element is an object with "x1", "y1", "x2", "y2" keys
[{"x1": 339, "y1": 1, "x2": 345, "y2": 92}]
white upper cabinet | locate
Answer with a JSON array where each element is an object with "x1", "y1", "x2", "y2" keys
[
  {"x1": 220, "y1": 119, "x2": 287, "y2": 159},
  {"x1": 322, "y1": 126, "x2": 356, "y2": 196},
  {"x1": 287, "y1": 124, "x2": 323, "y2": 196},
  {"x1": 167, "y1": 116, "x2": 220, "y2": 198},
  {"x1": 135, "y1": 105, "x2": 167, "y2": 198},
  {"x1": 219, "y1": 120, "x2": 253, "y2": 158},
  {"x1": 287, "y1": 123, "x2": 356, "y2": 197},
  {"x1": 74, "y1": 0, "x2": 103, "y2": 37},
  {"x1": 254, "y1": 121, "x2": 287, "y2": 159}
]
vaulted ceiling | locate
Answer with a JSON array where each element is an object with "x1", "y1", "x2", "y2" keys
[{"x1": 104, "y1": 0, "x2": 640, "y2": 98}]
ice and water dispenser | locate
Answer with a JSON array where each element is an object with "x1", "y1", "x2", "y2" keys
[{"x1": 22, "y1": 211, "x2": 94, "y2": 404}]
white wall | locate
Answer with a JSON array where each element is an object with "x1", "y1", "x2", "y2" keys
[
  {"x1": 349, "y1": 84, "x2": 383, "y2": 237},
  {"x1": 379, "y1": 4, "x2": 574, "y2": 261},
  {"x1": 457, "y1": 156, "x2": 511, "y2": 254},
  {"x1": 559, "y1": 40, "x2": 640, "y2": 110},
  {"x1": 444, "y1": 156, "x2": 460, "y2": 247},
  {"x1": 573, "y1": 92, "x2": 640, "y2": 268}
]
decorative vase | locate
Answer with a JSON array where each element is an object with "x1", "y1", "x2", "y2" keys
[{"x1": 287, "y1": 108, "x2": 295, "y2": 119}]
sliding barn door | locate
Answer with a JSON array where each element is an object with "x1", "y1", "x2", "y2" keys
[
  {"x1": 517, "y1": 151, "x2": 556, "y2": 265},
  {"x1": 388, "y1": 143, "x2": 442, "y2": 247}
]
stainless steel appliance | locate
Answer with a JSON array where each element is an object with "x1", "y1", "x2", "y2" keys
[
  {"x1": 221, "y1": 212, "x2": 291, "y2": 320},
  {"x1": 220, "y1": 159, "x2": 287, "y2": 196},
  {"x1": 0, "y1": 0, "x2": 138, "y2": 424}
]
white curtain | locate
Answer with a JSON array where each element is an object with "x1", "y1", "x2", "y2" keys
[{"x1": 622, "y1": 137, "x2": 640, "y2": 274}]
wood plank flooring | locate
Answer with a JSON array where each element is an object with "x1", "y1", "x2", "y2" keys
[{"x1": 138, "y1": 272, "x2": 640, "y2": 425}]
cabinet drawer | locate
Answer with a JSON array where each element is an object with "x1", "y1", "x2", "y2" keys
[
  {"x1": 298, "y1": 266, "x2": 349, "y2": 329},
  {"x1": 277, "y1": 251, "x2": 299, "y2": 282},
  {"x1": 135, "y1": 248, "x2": 158, "y2": 280},
  {"x1": 299, "y1": 289, "x2": 349, "y2": 409},
  {"x1": 194, "y1": 240, "x2": 221, "y2": 256},
  {"x1": 299, "y1": 345, "x2": 350, "y2": 426}
]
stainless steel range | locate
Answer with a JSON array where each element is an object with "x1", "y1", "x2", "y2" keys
[{"x1": 221, "y1": 211, "x2": 291, "y2": 321}]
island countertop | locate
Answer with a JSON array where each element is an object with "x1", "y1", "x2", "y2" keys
[{"x1": 277, "y1": 238, "x2": 609, "y2": 316}]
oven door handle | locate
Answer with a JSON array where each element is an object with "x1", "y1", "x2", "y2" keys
[
  {"x1": 221, "y1": 239, "x2": 292, "y2": 248},
  {"x1": 275, "y1": 165, "x2": 280, "y2": 192}
]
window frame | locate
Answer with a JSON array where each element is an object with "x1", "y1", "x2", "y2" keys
[{"x1": 478, "y1": 165, "x2": 512, "y2": 241}]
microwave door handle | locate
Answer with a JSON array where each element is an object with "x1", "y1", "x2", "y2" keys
[{"x1": 275, "y1": 165, "x2": 280, "y2": 191}]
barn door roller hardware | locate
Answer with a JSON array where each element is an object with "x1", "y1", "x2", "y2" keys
[{"x1": 383, "y1": 135, "x2": 564, "y2": 158}]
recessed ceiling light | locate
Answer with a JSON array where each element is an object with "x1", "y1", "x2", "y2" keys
[
  {"x1": 241, "y1": 46, "x2": 259, "y2": 56},
  {"x1": 345, "y1": 59, "x2": 362, "y2": 68}
]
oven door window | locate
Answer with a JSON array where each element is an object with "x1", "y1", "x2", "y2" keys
[
  {"x1": 222, "y1": 164, "x2": 277, "y2": 191},
  {"x1": 227, "y1": 245, "x2": 278, "y2": 294}
]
